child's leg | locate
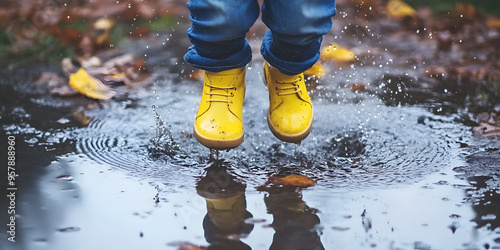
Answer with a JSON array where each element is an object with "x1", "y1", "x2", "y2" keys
[
  {"x1": 260, "y1": 0, "x2": 337, "y2": 75},
  {"x1": 186, "y1": 0, "x2": 260, "y2": 149},
  {"x1": 184, "y1": 0, "x2": 260, "y2": 72},
  {"x1": 260, "y1": 0, "x2": 336, "y2": 143}
]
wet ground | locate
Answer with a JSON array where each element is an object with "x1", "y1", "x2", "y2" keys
[{"x1": 2, "y1": 2, "x2": 500, "y2": 250}]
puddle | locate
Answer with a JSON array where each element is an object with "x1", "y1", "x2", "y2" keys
[
  {"x1": 71, "y1": 62, "x2": 470, "y2": 189},
  {"x1": 2, "y1": 61, "x2": 500, "y2": 250}
]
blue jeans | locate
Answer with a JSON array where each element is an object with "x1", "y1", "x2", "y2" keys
[{"x1": 184, "y1": 0, "x2": 337, "y2": 75}]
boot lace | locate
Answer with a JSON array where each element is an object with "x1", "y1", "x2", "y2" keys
[
  {"x1": 275, "y1": 76, "x2": 302, "y2": 96},
  {"x1": 205, "y1": 75, "x2": 236, "y2": 103}
]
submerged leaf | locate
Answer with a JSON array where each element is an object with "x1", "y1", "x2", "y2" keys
[{"x1": 69, "y1": 68, "x2": 116, "y2": 100}]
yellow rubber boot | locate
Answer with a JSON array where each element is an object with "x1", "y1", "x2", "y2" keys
[
  {"x1": 263, "y1": 62, "x2": 313, "y2": 143},
  {"x1": 194, "y1": 67, "x2": 246, "y2": 149}
]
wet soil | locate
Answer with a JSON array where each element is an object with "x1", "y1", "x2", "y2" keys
[{"x1": 1, "y1": 1, "x2": 500, "y2": 250}]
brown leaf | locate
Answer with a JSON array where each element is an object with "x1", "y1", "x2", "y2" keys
[
  {"x1": 486, "y1": 17, "x2": 500, "y2": 29},
  {"x1": 72, "y1": 110, "x2": 90, "y2": 126},
  {"x1": 456, "y1": 3, "x2": 477, "y2": 21},
  {"x1": 186, "y1": 69, "x2": 204, "y2": 81},
  {"x1": 267, "y1": 174, "x2": 317, "y2": 188},
  {"x1": 129, "y1": 26, "x2": 152, "y2": 38},
  {"x1": 51, "y1": 85, "x2": 78, "y2": 97},
  {"x1": 349, "y1": 83, "x2": 366, "y2": 92},
  {"x1": 473, "y1": 122, "x2": 500, "y2": 138}
]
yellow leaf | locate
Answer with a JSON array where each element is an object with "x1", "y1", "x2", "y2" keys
[
  {"x1": 69, "y1": 68, "x2": 116, "y2": 100},
  {"x1": 386, "y1": 0, "x2": 416, "y2": 19},
  {"x1": 268, "y1": 174, "x2": 317, "y2": 188},
  {"x1": 487, "y1": 18, "x2": 500, "y2": 29},
  {"x1": 94, "y1": 17, "x2": 115, "y2": 46},
  {"x1": 304, "y1": 63, "x2": 326, "y2": 79},
  {"x1": 320, "y1": 43, "x2": 356, "y2": 63}
]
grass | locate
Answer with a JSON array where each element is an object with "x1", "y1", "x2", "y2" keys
[{"x1": 0, "y1": 26, "x2": 75, "y2": 70}]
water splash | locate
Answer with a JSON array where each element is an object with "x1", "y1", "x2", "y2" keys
[{"x1": 149, "y1": 105, "x2": 178, "y2": 156}]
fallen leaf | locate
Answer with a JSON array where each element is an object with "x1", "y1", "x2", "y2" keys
[
  {"x1": 320, "y1": 43, "x2": 356, "y2": 63},
  {"x1": 72, "y1": 108, "x2": 92, "y2": 126},
  {"x1": 186, "y1": 69, "x2": 204, "y2": 81},
  {"x1": 267, "y1": 174, "x2": 317, "y2": 188},
  {"x1": 386, "y1": 0, "x2": 416, "y2": 19},
  {"x1": 80, "y1": 56, "x2": 102, "y2": 69},
  {"x1": 304, "y1": 63, "x2": 326, "y2": 79},
  {"x1": 103, "y1": 53, "x2": 135, "y2": 69},
  {"x1": 473, "y1": 122, "x2": 500, "y2": 138},
  {"x1": 93, "y1": 17, "x2": 115, "y2": 47},
  {"x1": 456, "y1": 3, "x2": 476, "y2": 20},
  {"x1": 129, "y1": 26, "x2": 152, "y2": 37},
  {"x1": 486, "y1": 17, "x2": 500, "y2": 29},
  {"x1": 349, "y1": 83, "x2": 366, "y2": 92},
  {"x1": 34, "y1": 72, "x2": 66, "y2": 88},
  {"x1": 51, "y1": 85, "x2": 78, "y2": 97},
  {"x1": 69, "y1": 68, "x2": 116, "y2": 100}
]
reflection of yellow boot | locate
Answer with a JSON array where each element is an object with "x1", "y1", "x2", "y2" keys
[
  {"x1": 194, "y1": 68, "x2": 246, "y2": 149},
  {"x1": 196, "y1": 167, "x2": 253, "y2": 237},
  {"x1": 204, "y1": 192, "x2": 247, "y2": 231},
  {"x1": 263, "y1": 62, "x2": 313, "y2": 143}
]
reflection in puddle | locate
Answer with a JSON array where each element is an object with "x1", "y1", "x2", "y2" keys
[
  {"x1": 264, "y1": 187, "x2": 324, "y2": 250},
  {"x1": 196, "y1": 163, "x2": 325, "y2": 250},
  {"x1": 196, "y1": 163, "x2": 253, "y2": 249}
]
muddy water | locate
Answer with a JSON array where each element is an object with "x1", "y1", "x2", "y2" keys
[{"x1": 1, "y1": 58, "x2": 499, "y2": 250}]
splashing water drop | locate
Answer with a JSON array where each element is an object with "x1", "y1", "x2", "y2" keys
[
  {"x1": 210, "y1": 149, "x2": 220, "y2": 161},
  {"x1": 149, "y1": 107, "x2": 178, "y2": 156}
]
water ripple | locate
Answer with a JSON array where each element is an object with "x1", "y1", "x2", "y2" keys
[{"x1": 74, "y1": 76, "x2": 468, "y2": 190}]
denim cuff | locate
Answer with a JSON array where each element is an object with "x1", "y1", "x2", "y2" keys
[
  {"x1": 184, "y1": 39, "x2": 252, "y2": 72},
  {"x1": 260, "y1": 31, "x2": 321, "y2": 76}
]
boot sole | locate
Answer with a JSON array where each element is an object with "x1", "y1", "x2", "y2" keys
[
  {"x1": 193, "y1": 125, "x2": 244, "y2": 150},
  {"x1": 267, "y1": 111, "x2": 313, "y2": 143}
]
